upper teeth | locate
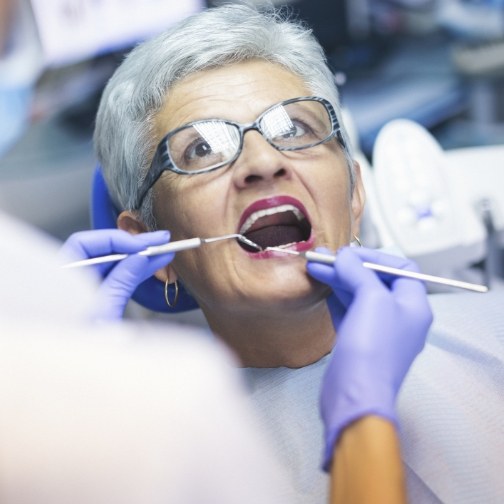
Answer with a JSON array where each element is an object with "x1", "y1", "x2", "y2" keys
[{"x1": 239, "y1": 204, "x2": 304, "y2": 234}]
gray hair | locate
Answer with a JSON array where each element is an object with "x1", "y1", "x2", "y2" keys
[{"x1": 94, "y1": 3, "x2": 355, "y2": 229}]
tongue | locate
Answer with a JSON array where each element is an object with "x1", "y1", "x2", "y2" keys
[{"x1": 245, "y1": 225, "x2": 305, "y2": 249}]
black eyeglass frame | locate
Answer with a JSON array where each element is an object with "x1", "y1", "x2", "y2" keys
[{"x1": 134, "y1": 96, "x2": 345, "y2": 209}]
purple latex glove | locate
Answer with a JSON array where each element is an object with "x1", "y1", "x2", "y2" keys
[
  {"x1": 60, "y1": 229, "x2": 174, "y2": 320},
  {"x1": 307, "y1": 247, "x2": 433, "y2": 471}
]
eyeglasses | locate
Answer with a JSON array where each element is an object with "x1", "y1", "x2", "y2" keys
[{"x1": 134, "y1": 96, "x2": 344, "y2": 209}]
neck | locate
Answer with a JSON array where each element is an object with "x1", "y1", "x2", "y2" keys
[{"x1": 204, "y1": 300, "x2": 335, "y2": 368}]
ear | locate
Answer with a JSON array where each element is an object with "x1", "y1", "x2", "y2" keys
[
  {"x1": 350, "y1": 161, "x2": 366, "y2": 237},
  {"x1": 117, "y1": 210, "x2": 178, "y2": 284},
  {"x1": 117, "y1": 210, "x2": 148, "y2": 235}
]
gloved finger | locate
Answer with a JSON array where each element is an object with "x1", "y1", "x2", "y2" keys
[
  {"x1": 92, "y1": 251, "x2": 174, "y2": 321},
  {"x1": 101, "y1": 252, "x2": 174, "y2": 292},
  {"x1": 85, "y1": 229, "x2": 170, "y2": 257},
  {"x1": 350, "y1": 247, "x2": 420, "y2": 273},
  {"x1": 331, "y1": 247, "x2": 389, "y2": 295},
  {"x1": 305, "y1": 247, "x2": 337, "y2": 284},
  {"x1": 326, "y1": 292, "x2": 346, "y2": 329},
  {"x1": 390, "y1": 278, "x2": 432, "y2": 341},
  {"x1": 352, "y1": 250, "x2": 432, "y2": 346},
  {"x1": 307, "y1": 261, "x2": 354, "y2": 308},
  {"x1": 345, "y1": 247, "x2": 422, "y2": 290},
  {"x1": 98, "y1": 246, "x2": 173, "y2": 279},
  {"x1": 307, "y1": 247, "x2": 387, "y2": 306},
  {"x1": 389, "y1": 273, "x2": 429, "y2": 305},
  {"x1": 350, "y1": 248, "x2": 430, "y2": 304},
  {"x1": 63, "y1": 229, "x2": 171, "y2": 260}
]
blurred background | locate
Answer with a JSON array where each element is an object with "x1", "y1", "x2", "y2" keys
[{"x1": 0, "y1": 0, "x2": 503, "y2": 249}]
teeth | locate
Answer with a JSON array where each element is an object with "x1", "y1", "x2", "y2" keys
[
  {"x1": 239, "y1": 204, "x2": 304, "y2": 234},
  {"x1": 273, "y1": 242, "x2": 298, "y2": 249}
]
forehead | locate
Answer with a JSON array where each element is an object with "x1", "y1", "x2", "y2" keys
[{"x1": 154, "y1": 60, "x2": 312, "y2": 136}]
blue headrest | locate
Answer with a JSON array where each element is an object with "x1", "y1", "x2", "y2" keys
[{"x1": 90, "y1": 166, "x2": 199, "y2": 313}]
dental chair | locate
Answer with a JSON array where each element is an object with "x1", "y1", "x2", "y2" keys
[{"x1": 368, "y1": 118, "x2": 504, "y2": 291}]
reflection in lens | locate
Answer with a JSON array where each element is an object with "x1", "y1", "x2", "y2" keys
[
  {"x1": 193, "y1": 121, "x2": 239, "y2": 162},
  {"x1": 261, "y1": 105, "x2": 294, "y2": 139},
  {"x1": 265, "y1": 101, "x2": 332, "y2": 149}
]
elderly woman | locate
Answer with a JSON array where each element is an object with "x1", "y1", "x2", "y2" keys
[{"x1": 62, "y1": 5, "x2": 432, "y2": 503}]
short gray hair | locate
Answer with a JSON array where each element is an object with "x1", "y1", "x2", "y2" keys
[{"x1": 94, "y1": 3, "x2": 355, "y2": 229}]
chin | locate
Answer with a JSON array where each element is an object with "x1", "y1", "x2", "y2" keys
[{"x1": 244, "y1": 279, "x2": 330, "y2": 313}]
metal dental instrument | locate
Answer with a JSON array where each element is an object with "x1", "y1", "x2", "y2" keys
[
  {"x1": 266, "y1": 247, "x2": 489, "y2": 293},
  {"x1": 62, "y1": 234, "x2": 260, "y2": 269}
]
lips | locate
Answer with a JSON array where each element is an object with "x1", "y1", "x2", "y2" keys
[{"x1": 237, "y1": 196, "x2": 312, "y2": 253}]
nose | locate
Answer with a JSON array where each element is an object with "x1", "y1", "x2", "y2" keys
[{"x1": 231, "y1": 130, "x2": 293, "y2": 189}]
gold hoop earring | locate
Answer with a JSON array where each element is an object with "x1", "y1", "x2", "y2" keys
[
  {"x1": 352, "y1": 234, "x2": 362, "y2": 247},
  {"x1": 164, "y1": 279, "x2": 179, "y2": 309}
]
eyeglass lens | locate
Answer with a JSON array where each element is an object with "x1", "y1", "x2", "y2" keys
[{"x1": 166, "y1": 99, "x2": 332, "y2": 173}]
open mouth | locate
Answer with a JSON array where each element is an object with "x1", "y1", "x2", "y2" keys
[{"x1": 238, "y1": 203, "x2": 312, "y2": 253}]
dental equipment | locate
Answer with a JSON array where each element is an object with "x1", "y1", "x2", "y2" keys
[
  {"x1": 62, "y1": 234, "x2": 260, "y2": 269},
  {"x1": 266, "y1": 247, "x2": 489, "y2": 293}
]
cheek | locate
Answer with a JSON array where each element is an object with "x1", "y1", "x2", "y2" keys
[
  {"x1": 323, "y1": 190, "x2": 353, "y2": 235},
  {"x1": 307, "y1": 158, "x2": 354, "y2": 239},
  {"x1": 153, "y1": 180, "x2": 224, "y2": 237},
  {"x1": 313, "y1": 160, "x2": 352, "y2": 210},
  {"x1": 152, "y1": 182, "x2": 187, "y2": 234},
  {"x1": 320, "y1": 174, "x2": 350, "y2": 203}
]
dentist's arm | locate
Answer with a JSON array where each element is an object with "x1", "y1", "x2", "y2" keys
[
  {"x1": 308, "y1": 247, "x2": 433, "y2": 504},
  {"x1": 60, "y1": 229, "x2": 174, "y2": 320},
  {"x1": 330, "y1": 416, "x2": 405, "y2": 504}
]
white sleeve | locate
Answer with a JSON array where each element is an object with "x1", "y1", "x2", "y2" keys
[{"x1": 0, "y1": 324, "x2": 290, "y2": 504}]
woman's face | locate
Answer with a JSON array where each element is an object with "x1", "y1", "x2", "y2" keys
[{"x1": 148, "y1": 60, "x2": 364, "y2": 317}]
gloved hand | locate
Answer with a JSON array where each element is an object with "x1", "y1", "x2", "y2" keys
[
  {"x1": 60, "y1": 229, "x2": 174, "y2": 321},
  {"x1": 307, "y1": 247, "x2": 433, "y2": 471}
]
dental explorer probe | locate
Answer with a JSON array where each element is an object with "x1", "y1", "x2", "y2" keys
[
  {"x1": 266, "y1": 247, "x2": 489, "y2": 293},
  {"x1": 62, "y1": 234, "x2": 260, "y2": 269}
]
